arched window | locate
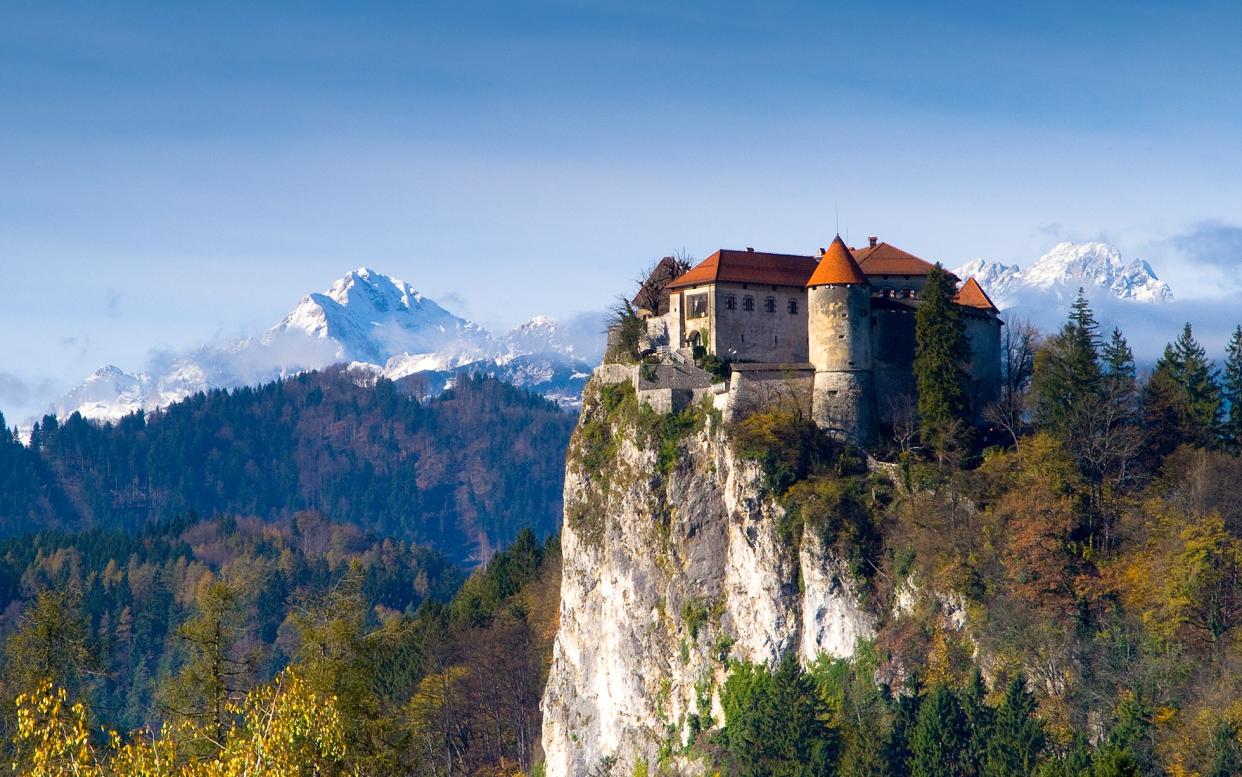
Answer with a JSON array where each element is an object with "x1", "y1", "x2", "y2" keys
[
  {"x1": 787, "y1": 299, "x2": 798, "y2": 314},
  {"x1": 765, "y1": 297, "x2": 776, "y2": 313},
  {"x1": 742, "y1": 295, "x2": 755, "y2": 312}
]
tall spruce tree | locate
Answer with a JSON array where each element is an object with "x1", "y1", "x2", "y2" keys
[
  {"x1": 1031, "y1": 289, "x2": 1102, "y2": 439},
  {"x1": 1148, "y1": 323, "x2": 1222, "y2": 448},
  {"x1": 910, "y1": 683, "x2": 969, "y2": 777},
  {"x1": 960, "y1": 670, "x2": 993, "y2": 777},
  {"x1": 984, "y1": 674, "x2": 1045, "y2": 777},
  {"x1": 914, "y1": 264, "x2": 972, "y2": 454},
  {"x1": 1208, "y1": 720, "x2": 1242, "y2": 777},
  {"x1": 1101, "y1": 328, "x2": 1136, "y2": 400},
  {"x1": 1222, "y1": 325, "x2": 1242, "y2": 453}
]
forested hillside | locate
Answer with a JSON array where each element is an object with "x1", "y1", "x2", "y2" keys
[
  {"x1": 0, "y1": 517, "x2": 562, "y2": 775},
  {"x1": 1, "y1": 368, "x2": 575, "y2": 562}
]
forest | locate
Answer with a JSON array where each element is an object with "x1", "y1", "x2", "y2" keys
[{"x1": 0, "y1": 368, "x2": 575, "y2": 562}]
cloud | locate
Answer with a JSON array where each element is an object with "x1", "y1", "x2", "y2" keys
[
  {"x1": 0, "y1": 372, "x2": 59, "y2": 423},
  {"x1": 1144, "y1": 220, "x2": 1242, "y2": 299}
]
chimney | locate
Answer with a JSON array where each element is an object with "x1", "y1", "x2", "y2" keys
[
  {"x1": 868, "y1": 236, "x2": 878, "y2": 248},
  {"x1": 746, "y1": 247, "x2": 754, "y2": 252}
]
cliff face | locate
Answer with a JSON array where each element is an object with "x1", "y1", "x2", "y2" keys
[{"x1": 540, "y1": 381, "x2": 874, "y2": 776}]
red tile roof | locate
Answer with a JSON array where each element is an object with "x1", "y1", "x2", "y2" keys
[
  {"x1": 852, "y1": 242, "x2": 944, "y2": 277},
  {"x1": 954, "y1": 276, "x2": 999, "y2": 311},
  {"x1": 806, "y1": 235, "x2": 868, "y2": 286},
  {"x1": 667, "y1": 249, "x2": 818, "y2": 290}
]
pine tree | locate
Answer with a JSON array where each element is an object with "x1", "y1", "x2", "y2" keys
[
  {"x1": 914, "y1": 264, "x2": 972, "y2": 455},
  {"x1": 1208, "y1": 720, "x2": 1241, "y2": 777},
  {"x1": 1031, "y1": 290, "x2": 1102, "y2": 439},
  {"x1": 160, "y1": 577, "x2": 258, "y2": 752},
  {"x1": 959, "y1": 670, "x2": 992, "y2": 777},
  {"x1": 1101, "y1": 328, "x2": 1136, "y2": 403},
  {"x1": 1149, "y1": 323, "x2": 1222, "y2": 448},
  {"x1": 886, "y1": 675, "x2": 923, "y2": 776},
  {"x1": 1221, "y1": 325, "x2": 1242, "y2": 453},
  {"x1": 911, "y1": 683, "x2": 969, "y2": 777},
  {"x1": 984, "y1": 674, "x2": 1045, "y2": 777}
]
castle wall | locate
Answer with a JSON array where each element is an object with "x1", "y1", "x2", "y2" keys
[
  {"x1": 871, "y1": 304, "x2": 919, "y2": 428},
  {"x1": 723, "y1": 363, "x2": 814, "y2": 422},
  {"x1": 807, "y1": 285, "x2": 871, "y2": 371},
  {"x1": 709, "y1": 282, "x2": 808, "y2": 362},
  {"x1": 866, "y1": 274, "x2": 928, "y2": 296},
  {"x1": 964, "y1": 312, "x2": 1002, "y2": 415},
  {"x1": 808, "y1": 284, "x2": 875, "y2": 443}
]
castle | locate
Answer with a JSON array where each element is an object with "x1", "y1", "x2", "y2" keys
[{"x1": 635, "y1": 235, "x2": 1003, "y2": 443}]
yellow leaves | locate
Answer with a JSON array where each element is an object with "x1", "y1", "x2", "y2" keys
[
  {"x1": 10, "y1": 669, "x2": 354, "y2": 777},
  {"x1": 11, "y1": 681, "x2": 102, "y2": 777}
]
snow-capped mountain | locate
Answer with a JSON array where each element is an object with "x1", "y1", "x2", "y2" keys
[
  {"x1": 955, "y1": 241, "x2": 1173, "y2": 309},
  {"x1": 46, "y1": 268, "x2": 602, "y2": 424},
  {"x1": 268, "y1": 267, "x2": 492, "y2": 367}
]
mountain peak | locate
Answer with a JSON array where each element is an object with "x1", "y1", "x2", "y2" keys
[{"x1": 954, "y1": 240, "x2": 1173, "y2": 309}]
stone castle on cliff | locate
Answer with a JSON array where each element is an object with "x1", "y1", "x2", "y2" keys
[{"x1": 612, "y1": 234, "x2": 1003, "y2": 444}]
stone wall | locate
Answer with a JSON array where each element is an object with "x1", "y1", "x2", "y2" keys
[
  {"x1": 964, "y1": 311, "x2": 1002, "y2": 412},
  {"x1": 710, "y1": 281, "x2": 809, "y2": 362},
  {"x1": 723, "y1": 363, "x2": 814, "y2": 422}
]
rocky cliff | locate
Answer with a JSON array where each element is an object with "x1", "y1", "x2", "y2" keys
[{"x1": 540, "y1": 379, "x2": 875, "y2": 776}]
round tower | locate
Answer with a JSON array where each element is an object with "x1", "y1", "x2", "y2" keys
[{"x1": 806, "y1": 235, "x2": 876, "y2": 443}]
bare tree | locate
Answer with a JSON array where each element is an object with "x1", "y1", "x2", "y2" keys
[
  {"x1": 632, "y1": 252, "x2": 693, "y2": 315},
  {"x1": 984, "y1": 317, "x2": 1039, "y2": 450}
]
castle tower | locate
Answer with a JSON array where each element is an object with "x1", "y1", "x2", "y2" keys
[{"x1": 806, "y1": 235, "x2": 876, "y2": 444}]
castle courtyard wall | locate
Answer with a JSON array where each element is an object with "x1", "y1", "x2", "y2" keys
[{"x1": 698, "y1": 281, "x2": 808, "y2": 363}]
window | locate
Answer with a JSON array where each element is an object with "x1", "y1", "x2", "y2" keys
[
  {"x1": 742, "y1": 295, "x2": 755, "y2": 312},
  {"x1": 724, "y1": 294, "x2": 737, "y2": 311},
  {"x1": 787, "y1": 299, "x2": 798, "y2": 314},
  {"x1": 765, "y1": 297, "x2": 776, "y2": 313},
  {"x1": 687, "y1": 293, "x2": 709, "y2": 319}
]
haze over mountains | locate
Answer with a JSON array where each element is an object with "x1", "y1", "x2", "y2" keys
[
  {"x1": 22, "y1": 239, "x2": 1221, "y2": 429},
  {"x1": 48, "y1": 268, "x2": 605, "y2": 425}
]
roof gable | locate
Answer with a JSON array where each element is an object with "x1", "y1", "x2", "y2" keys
[
  {"x1": 668, "y1": 249, "x2": 818, "y2": 289},
  {"x1": 853, "y1": 242, "x2": 942, "y2": 276},
  {"x1": 954, "y1": 276, "x2": 999, "y2": 311}
]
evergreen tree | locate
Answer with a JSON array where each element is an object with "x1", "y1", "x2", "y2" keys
[
  {"x1": 1208, "y1": 720, "x2": 1241, "y2": 777},
  {"x1": 960, "y1": 670, "x2": 993, "y2": 777},
  {"x1": 1221, "y1": 325, "x2": 1242, "y2": 453},
  {"x1": 984, "y1": 674, "x2": 1045, "y2": 777},
  {"x1": 1031, "y1": 289, "x2": 1102, "y2": 439},
  {"x1": 914, "y1": 264, "x2": 972, "y2": 454},
  {"x1": 1089, "y1": 746, "x2": 1140, "y2": 777},
  {"x1": 886, "y1": 674, "x2": 923, "y2": 775},
  {"x1": 717, "y1": 654, "x2": 837, "y2": 776},
  {"x1": 1148, "y1": 323, "x2": 1222, "y2": 448},
  {"x1": 1101, "y1": 327, "x2": 1137, "y2": 404},
  {"x1": 910, "y1": 683, "x2": 969, "y2": 777},
  {"x1": 1, "y1": 588, "x2": 99, "y2": 704},
  {"x1": 160, "y1": 577, "x2": 258, "y2": 752},
  {"x1": 1033, "y1": 737, "x2": 1093, "y2": 777}
]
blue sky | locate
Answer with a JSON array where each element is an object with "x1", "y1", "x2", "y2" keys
[{"x1": 3, "y1": 0, "x2": 1242, "y2": 420}]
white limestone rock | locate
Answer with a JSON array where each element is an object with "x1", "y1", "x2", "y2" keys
[{"x1": 540, "y1": 382, "x2": 876, "y2": 777}]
